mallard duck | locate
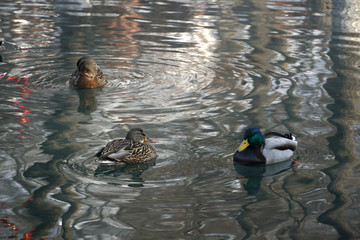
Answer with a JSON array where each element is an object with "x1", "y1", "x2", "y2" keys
[
  {"x1": 233, "y1": 128, "x2": 297, "y2": 165},
  {"x1": 95, "y1": 128, "x2": 157, "y2": 164},
  {"x1": 69, "y1": 56, "x2": 105, "y2": 88}
]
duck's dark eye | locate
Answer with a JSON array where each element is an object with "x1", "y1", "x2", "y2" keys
[{"x1": 284, "y1": 133, "x2": 292, "y2": 139}]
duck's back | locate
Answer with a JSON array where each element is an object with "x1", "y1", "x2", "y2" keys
[
  {"x1": 262, "y1": 132, "x2": 297, "y2": 164},
  {"x1": 122, "y1": 142, "x2": 157, "y2": 163},
  {"x1": 96, "y1": 139, "x2": 129, "y2": 160}
]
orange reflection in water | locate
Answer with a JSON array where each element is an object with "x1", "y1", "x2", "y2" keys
[
  {"x1": 0, "y1": 217, "x2": 47, "y2": 240},
  {"x1": 5, "y1": 56, "x2": 37, "y2": 139},
  {"x1": 0, "y1": 215, "x2": 37, "y2": 240},
  {"x1": 0, "y1": 198, "x2": 50, "y2": 240}
]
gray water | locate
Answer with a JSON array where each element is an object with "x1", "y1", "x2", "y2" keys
[{"x1": 0, "y1": 0, "x2": 359, "y2": 239}]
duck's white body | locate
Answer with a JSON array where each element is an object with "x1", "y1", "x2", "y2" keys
[{"x1": 262, "y1": 134, "x2": 297, "y2": 164}]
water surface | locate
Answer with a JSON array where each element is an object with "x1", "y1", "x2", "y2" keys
[{"x1": 0, "y1": 0, "x2": 360, "y2": 239}]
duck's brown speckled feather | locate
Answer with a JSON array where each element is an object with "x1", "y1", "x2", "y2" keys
[{"x1": 96, "y1": 139, "x2": 157, "y2": 164}]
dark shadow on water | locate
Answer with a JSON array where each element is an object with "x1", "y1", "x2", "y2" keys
[
  {"x1": 234, "y1": 160, "x2": 294, "y2": 239},
  {"x1": 319, "y1": 23, "x2": 360, "y2": 238},
  {"x1": 22, "y1": 91, "x2": 82, "y2": 239},
  {"x1": 75, "y1": 87, "x2": 102, "y2": 115},
  {"x1": 94, "y1": 159, "x2": 156, "y2": 185},
  {"x1": 233, "y1": 160, "x2": 293, "y2": 195}
]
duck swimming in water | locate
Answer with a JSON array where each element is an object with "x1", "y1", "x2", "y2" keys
[
  {"x1": 95, "y1": 128, "x2": 157, "y2": 165},
  {"x1": 233, "y1": 128, "x2": 297, "y2": 165},
  {"x1": 69, "y1": 56, "x2": 105, "y2": 88}
]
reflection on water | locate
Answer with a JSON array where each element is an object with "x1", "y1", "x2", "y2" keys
[
  {"x1": 0, "y1": 0, "x2": 360, "y2": 239},
  {"x1": 234, "y1": 160, "x2": 293, "y2": 195},
  {"x1": 75, "y1": 88, "x2": 102, "y2": 114}
]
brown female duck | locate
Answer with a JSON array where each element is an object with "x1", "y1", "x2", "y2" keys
[
  {"x1": 69, "y1": 56, "x2": 105, "y2": 88},
  {"x1": 95, "y1": 128, "x2": 157, "y2": 165}
]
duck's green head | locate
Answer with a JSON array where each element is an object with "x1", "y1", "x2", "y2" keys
[{"x1": 237, "y1": 128, "x2": 263, "y2": 151}]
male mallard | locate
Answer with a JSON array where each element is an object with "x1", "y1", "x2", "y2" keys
[
  {"x1": 69, "y1": 56, "x2": 105, "y2": 88},
  {"x1": 233, "y1": 128, "x2": 297, "y2": 165},
  {"x1": 95, "y1": 128, "x2": 157, "y2": 164}
]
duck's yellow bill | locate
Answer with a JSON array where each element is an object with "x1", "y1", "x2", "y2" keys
[{"x1": 237, "y1": 139, "x2": 249, "y2": 151}]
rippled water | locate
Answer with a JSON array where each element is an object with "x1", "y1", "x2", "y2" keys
[{"x1": 1, "y1": 0, "x2": 360, "y2": 239}]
